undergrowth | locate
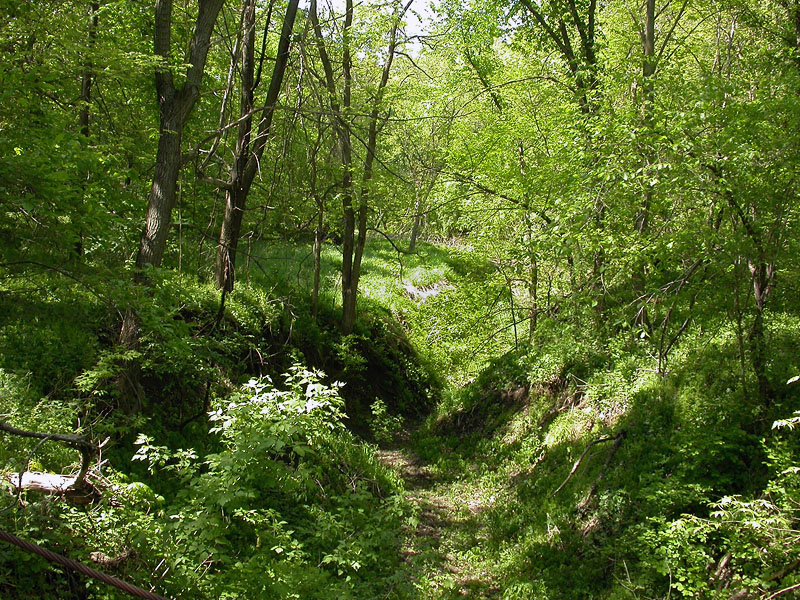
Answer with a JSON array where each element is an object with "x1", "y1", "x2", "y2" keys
[
  {"x1": 409, "y1": 313, "x2": 800, "y2": 599},
  {"x1": 0, "y1": 242, "x2": 445, "y2": 599},
  {"x1": 1, "y1": 367, "x2": 415, "y2": 599},
  {"x1": 2, "y1": 240, "x2": 798, "y2": 599}
]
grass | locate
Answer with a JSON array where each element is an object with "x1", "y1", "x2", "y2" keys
[
  {"x1": 237, "y1": 237, "x2": 519, "y2": 386},
  {"x1": 3, "y1": 237, "x2": 798, "y2": 600},
  {"x1": 387, "y1": 311, "x2": 800, "y2": 599}
]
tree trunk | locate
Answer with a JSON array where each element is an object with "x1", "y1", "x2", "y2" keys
[
  {"x1": 310, "y1": 0, "x2": 409, "y2": 333},
  {"x1": 79, "y1": 2, "x2": 99, "y2": 139},
  {"x1": 715, "y1": 165, "x2": 777, "y2": 408},
  {"x1": 632, "y1": 0, "x2": 656, "y2": 329},
  {"x1": 215, "y1": 0, "x2": 299, "y2": 291},
  {"x1": 120, "y1": 0, "x2": 224, "y2": 406},
  {"x1": 76, "y1": 1, "x2": 99, "y2": 260},
  {"x1": 409, "y1": 194, "x2": 422, "y2": 251},
  {"x1": 216, "y1": 0, "x2": 257, "y2": 291},
  {"x1": 312, "y1": 208, "x2": 323, "y2": 320},
  {"x1": 136, "y1": 111, "x2": 184, "y2": 270},
  {"x1": 341, "y1": 0, "x2": 410, "y2": 333},
  {"x1": 749, "y1": 259, "x2": 775, "y2": 405},
  {"x1": 134, "y1": 0, "x2": 225, "y2": 273},
  {"x1": 339, "y1": 0, "x2": 357, "y2": 333}
]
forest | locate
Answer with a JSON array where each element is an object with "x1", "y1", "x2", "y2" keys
[{"x1": 0, "y1": 0, "x2": 799, "y2": 598}]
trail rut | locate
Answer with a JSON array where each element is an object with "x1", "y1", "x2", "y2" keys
[{"x1": 377, "y1": 448, "x2": 502, "y2": 599}]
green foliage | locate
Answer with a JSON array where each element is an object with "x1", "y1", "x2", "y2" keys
[
  {"x1": 1, "y1": 366, "x2": 412, "y2": 600},
  {"x1": 2, "y1": 0, "x2": 800, "y2": 596},
  {"x1": 369, "y1": 397, "x2": 405, "y2": 444},
  {"x1": 150, "y1": 367, "x2": 411, "y2": 598},
  {"x1": 406, "y1": 309, "x2": 800, "y2": 599},
  {"x1": 631, "y1": 409, "x2": 800, "y2": 599},
  {"x1": 0, "y1": 370, "x2": 77, "y2": 473},
  {"x1": 0, "y1": 273, "x2": 105, "y2": 396}
]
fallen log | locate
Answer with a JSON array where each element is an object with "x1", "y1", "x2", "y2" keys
[
  {"x1": 7, "y1": 471, "x2": 79, "y2": 493},
  {"x1": 0, "y1": 421, "x2": 100, "y2": 504},
  {"x1": 4, "y1": 471, "x2": 101, "y2": 504}
]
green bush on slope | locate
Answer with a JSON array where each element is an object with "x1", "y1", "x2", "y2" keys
[
  {"x1": 1, "y1": 367, "x2": 414, "y2": 600},
  {"x1": 414, "y1": 315, "x2": 800, "y2": 599}
]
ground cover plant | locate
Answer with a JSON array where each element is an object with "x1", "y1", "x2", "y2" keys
[
  {"x1": 1, "y1": 238, "x2": 798, "y2": 599},
  {"x1": 2, "y1": 0, "x2": 800, "y2": 596}
]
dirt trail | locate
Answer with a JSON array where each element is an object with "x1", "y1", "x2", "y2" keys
[{"x1": 376, "y1": 448, "x2": 501, "y2": 599}]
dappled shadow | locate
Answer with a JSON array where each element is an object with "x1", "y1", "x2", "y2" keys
[
  {"x1": 376, "y1": 449, "x2": 433, "y2": 489},
  {"x1": 467, "y1": 364, "x2": 775, "y2": 599},
  {"x1": 377, "y1": 448, "x2": 502, "y2": 599}
]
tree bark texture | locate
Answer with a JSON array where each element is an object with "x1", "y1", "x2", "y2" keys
[
  {"x1": 79, "y1": 2, "x2": 99, "y2": 138},
  {"x1": 76, "y1": 1, "x2": 100, "y2": 260},
  {"x1": 216, "y1": 0, "x2": 257, "y2": 291},
  {"x1": 341, "y1": 0, "x2": 411, "y2": 333},
  {"x1": 632, "y1": 0, "x2": 656, "y2": 327},
  {"x1": 749, "y1": 258, "x2": 775, "y2": 405},
  {"x1": 310, "y1": 0, "x2": 409, "y2": 333},
  {"x1": 339, "y1": 0, "x2": 357, "y2": 333},
  {"x1": 135, "y1": 0, "x2": 225, "y2": 272}
]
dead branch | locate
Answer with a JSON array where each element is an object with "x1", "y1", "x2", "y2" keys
[
  {"x1": 0, "y1": 421, "x2": 99, "y2": 503},
  {"x1": 90, "y1": 548, "x2": 136, "y2": 570},
  {"x1": 553, "y1": 431, "x2": 625, "y2": 496},
  {"x1": 764, "y1": 582, "x2": 800, "y2": 600}
]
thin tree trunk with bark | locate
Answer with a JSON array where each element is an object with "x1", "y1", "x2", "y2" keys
[
  {"x1": 409, "y1": 194, "x2": 422, "y2": 251},
  {"x1": 215, "y1": 0, "x2": 300, "y2": 292},
  {"x1": 79, "y1": 2, "x2": 99, "y2": 138},
  {"x1": 76, "y1": 1, "x2": 99, "y2": 260},
  {"x1": 309, "y1": 0, "x2": 353, "y2": 326},
  {"x1": 120, "y1": 0, "x2": 224, "y2": 408},
  {"x1": 136, "y1": 0, "x2": 224, "y2": 272},
  {"x1": 633, "y1": 0, "x2": 656, "y2": 328},
  {"x1": 310, "y1": 0, "x2": 410, "y2": 333},
  {"x1": 341, "y1": 0, "x2": 411, "y2": 333},
  {"x1": 339, "y1": 0, "x2": 357, "y2": 333},
  {"x1": 216, "y1": 0, "x2": 257, "y2": 291},
  {"x1": 749, "y1": 258, "x2": 775, "y2": 405},
  {"x1": 717, "y1": 170, "x2": 777, "y2": 407}
]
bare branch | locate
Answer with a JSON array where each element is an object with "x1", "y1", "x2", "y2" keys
[{"x1": 553, "y1": 432, "x2": 625, "y2": 496}]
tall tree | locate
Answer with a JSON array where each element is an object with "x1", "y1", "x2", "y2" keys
[
  {"x1": 311, "y1": 0, "x2": 412, "y2": 333},
  {"x1": 134, "y1": 0, "x2": 225, "y2": 273},
  {"x1": 513, "y1": 0, "x2": 609, "y2": 314},
  {"x1": 214, "y1": 0, "x2": 300, "y2": 293},
  {"x1": 629, "y1": 0, "x2": 689, "y2": 327},
  {"x1": 517, "y1": 0, "x2": 600, "y2": 114},
  {"x1": 120, "y1": 0, "x2": 225, "y2": 379}
]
